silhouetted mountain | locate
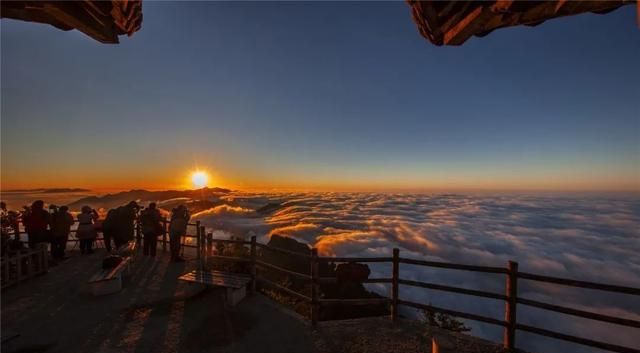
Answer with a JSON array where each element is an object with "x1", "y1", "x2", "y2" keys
[
  {"x1": 4, "y1": 188, "x2": 91, "y2": 193},
  {"x1": 68, "y1": 187, "x2": 231, "y2": 210}
]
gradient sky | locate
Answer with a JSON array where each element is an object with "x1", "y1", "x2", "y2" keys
[{"x1": 1, "y1": 2, "x2": 639, "y2": 192}]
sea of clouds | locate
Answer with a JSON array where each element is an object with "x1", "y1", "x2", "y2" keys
[
  {"x1": 15, "y1": 190, "x2": 636, "y2": 352},
  {"x1": 188, "y1": 192, "x2": 639, "y2": 353}
]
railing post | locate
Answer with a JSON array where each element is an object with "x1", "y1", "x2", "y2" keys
[
  {"x1": 17, "y1": 253, "x2": 22, "y2": 282},
  {"x1": 195, "y1": 221, "x2": 201, "y2": 269},
  {"x1": 250, "y1": 235, "x2": 257, "y2": 294},
  {"x1": 206, "y1": 232, "x2": 213, "y2": 267},
  {"x1": 207, "y1": 233, "x2": 213, "y2": 256},
  {"x1": 310, "y1": 248, "x2": 319, "y2": 326},
  {"x1": 504, "y1": 260, "x2": 518, "y2": 351},
  {"x1": 135, "y1": 221, "x2": 141, "y2": 248},
  {"x1": 162, "y1": 218, "x2": 168, "y2": 253},
  {"x1": 199, "y1": 225, "x2": 206, "y2": 271},
  {"x1": 41, "y1": 247, "x2": 48, "y2": 273},
  {"x1": 391, "y1": 248, "x2": 399, "y2": 322}
]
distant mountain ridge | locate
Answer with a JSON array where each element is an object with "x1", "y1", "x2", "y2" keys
[
  {"x1": 68, "y1": 187, "x2": 231, "y2": 210},
  {"x1": 3, "y1": 188, "x2": 91, "y2": 193}
]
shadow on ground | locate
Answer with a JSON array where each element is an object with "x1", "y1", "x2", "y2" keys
[{"x1": 1, "y1": 250, "x2": 313, "y2": 353}]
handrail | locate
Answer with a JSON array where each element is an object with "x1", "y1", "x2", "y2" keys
[
  {"x1": 211, "y1": 239, "x2": 252, "y2": 245},
  {"x1": 256, "y1": 242, "x2": 311, "y2": 258},
  {"x1": 517, "y1": 297, "x2": 640, "y2": 328},
  {"x1": 256, "y1": 275, "x2": 311, "y2": 302},
  {"x1": 399, "y1": 257, "x2": 508, "y2": 274},
  {"x1": 397, "y1": 299, "x2": 508, "y2": 327},
  {"x1": 210, "y1": 255, "x2": 251, "y2": 263},
  {"x1": 398, "y1": 278, "x2": 507, "y2": 301},
  {"x1": 205, "y1": 240, "x2": 640, "y2": 353},
  {"x1": 517, "y1": 271, "x2": 640, "y2": 295},
  {"x1": 255, "y1": 259, "x2": 311, "y2": 280},
  {"x1": 318, "y1": 277, "x2": 393, "y2": 284},
  {"x1": 515, "y1": 324, "x2": 640, "y2": 353},
  {"x1": 7, "y1": 227, "x2": 638, "y2": 353},
  {"x1": 318, "y1": 256, "x2": 392, "y2": 263},
  {"x1": 1, "y1": 247, "x2": 49, "y2": 289},
  {"x1": 319, "y1": 298, "x2": 390, "y2": 305}
]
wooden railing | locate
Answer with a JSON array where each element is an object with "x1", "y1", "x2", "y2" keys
[
  {"x1": 1, "y1": 247, "x2": 48, "y2": 288},
  {"x1": 6, "y1": 225, "x2": 639, "y2": 352},
  {"x1": 205, "y1": 238, "x2": 640, "y2": 353}
]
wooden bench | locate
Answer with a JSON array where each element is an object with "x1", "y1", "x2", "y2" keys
[
  {"x1": 88, "y1": 255, "x2": 132, "y2": 296},
  {"x1": 179, "y1": 270, "x2": 251, "y2": 306},
  {"x1": 1, "y1": 329, "x2": 19, "y2": 345},
  {"x1": 88, "y1": 257, "x2": 132, "y2": 296}
]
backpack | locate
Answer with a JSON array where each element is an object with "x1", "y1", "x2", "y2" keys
[{"x1": 102, "y1": 255, "x2": 123, "y2": 269}]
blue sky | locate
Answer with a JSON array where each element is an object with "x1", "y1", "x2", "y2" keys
[{"x1": 1, "y1": 2, "x2": 639, "y2": 191}]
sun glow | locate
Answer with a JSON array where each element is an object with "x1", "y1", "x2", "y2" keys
[{"x1": 191, "y1": 171, "x2": 209, "y2": 189}]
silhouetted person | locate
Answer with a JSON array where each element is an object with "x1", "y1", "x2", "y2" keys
[
  {"x1": 114, "y1": 201, "x2": 139, "y2": 250},
  {"x1": 169, "y1": 205, "x2": 190, "y2": 262},
  {"x1": 22, "y1": 200, "x2": 51, "y2": 249},
  {"x1": 140, "y1": 203, "x2": 162, "y2": 257},
  {"x1": 1, "y1": 201, "x2": 9, "y2": 256},
  {"x1": 1, "y1": 203, "x2": 23, "y2": 256},
  {"x1": 102, "y1": 209, "x2": 118, "y2": 252},
  {"x1": 50, "y1": 206, "x2": 74, "y2": 259},
  {"x1": 76, "y1": 206, "x2": 98, "y2": 254}
]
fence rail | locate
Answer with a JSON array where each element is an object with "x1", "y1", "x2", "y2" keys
[
  {"x1": 1, "y1": 248, "x2": 48, "y2": 288},
  {"x1": 6, "y1": 225, "x2": 639, "y2": 353},
  {"x1": 206, "y1": 238, "x2": 640, "y2": 353}
]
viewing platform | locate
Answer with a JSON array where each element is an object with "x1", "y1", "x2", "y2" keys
[
  {"x1": 1, "y1": 249, "x2": 314, "y2": 353},
  {"x1": 1, "y1": 247, "x2": 512, "y2": 353}
]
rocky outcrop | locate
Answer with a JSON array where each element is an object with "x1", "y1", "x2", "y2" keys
[{"x1": 258, "y1": 235, "x2": 389, "y2": 321}]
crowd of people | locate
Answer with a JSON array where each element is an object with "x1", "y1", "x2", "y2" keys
[{"x1": 1, "y1": 200, "x2": 191, "y2": 263}]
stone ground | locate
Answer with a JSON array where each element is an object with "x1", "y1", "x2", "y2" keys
[
  {"x1": 1, "y1": 249, "x2": 312, "y2": 353},
  {"x1": 2, "y1": 248, "x2": 510, "y2": 353},
  {"x1": 313, "y1": 317, "x2": 510, "y2": 353}
]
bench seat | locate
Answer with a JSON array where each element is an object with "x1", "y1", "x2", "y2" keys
[
  {"x1": 179, "y1": 270, "x2": 251, "y2": 306},
  {"x1": 88, "y1": 256, "x2": 132, "y2": 296}
]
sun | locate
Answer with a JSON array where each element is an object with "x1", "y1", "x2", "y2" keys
[{"x1": 191, "y1": 170, "x2": 209, "y2": 189}]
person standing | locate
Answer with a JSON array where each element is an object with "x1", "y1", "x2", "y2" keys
[
  {"x1": 114, "y1": 201, "x2": 139, "y2": 249},
  {"x1": 102, "y1": 209, "x2": 118, "y2": 252},
  {"x1": 0, "y1": 202, "x2": 7, "y2": 220},
  {"x1": 169, "y1": 205, "x2": 190, "y2": 262},
  {"x1": 22, "y1": 200, "x2": 50, "y2": 249},
  {"x1": 1, "y1": 202, "x2": 10, "y2": 256},
  {"x1": 140, "y1": 203, "x2": 162, "y2": 257},
  {"x1": 50, "y1": 206, "x2": 74, "y2": 259},
  {"x1": 76, "y1": 206, "x2": 98, "y2": 254}
]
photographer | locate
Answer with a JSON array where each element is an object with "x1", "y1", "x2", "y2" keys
[
  {"x1": 140, "y1": 203, "x2": 162, "y2": 257},
  {"x1": 22, "y1": 200, "x2": 50, "y2": 249},
  {"x1": 115, "y1": 201, "x2": 139, "y2": 250},
  {"x1": 50, "y1": 206, "x2": 74, "y2": 259},
  {"x1": 76, "y1": 206, "x2": 98, "y2": 255},
  {"x1": 169, "y1": 204, "x2": 190, "y2": 262}
]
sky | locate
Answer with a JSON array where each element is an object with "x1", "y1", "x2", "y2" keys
[{"x1": 1, "y1": 2, "x2": 639, "y2": 192}]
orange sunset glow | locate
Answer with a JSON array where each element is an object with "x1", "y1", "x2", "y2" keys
[{"x1": 1, "y1": 3, "x2": 639, "y2": 353}]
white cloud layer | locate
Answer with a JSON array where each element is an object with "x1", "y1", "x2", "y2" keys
[{"x1": 190, "y1": 192, "x2": 639, "y2": 353}]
